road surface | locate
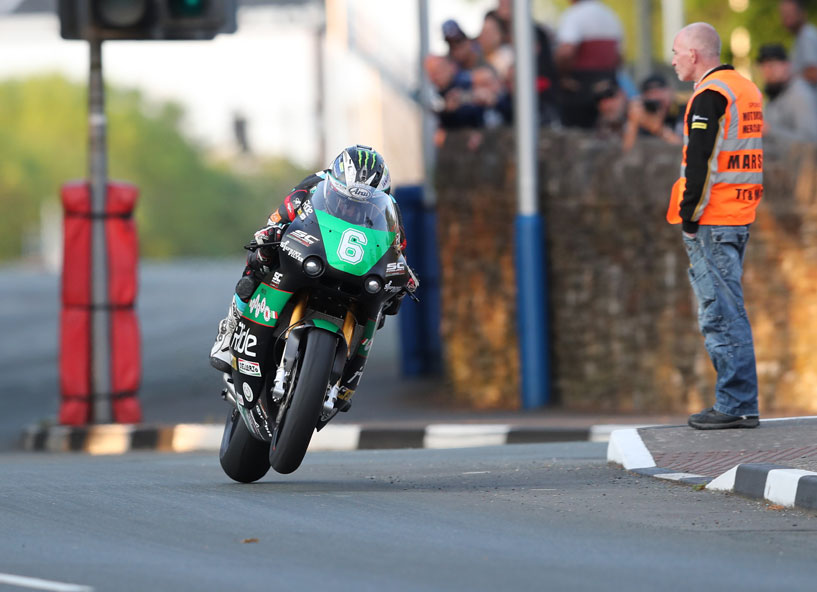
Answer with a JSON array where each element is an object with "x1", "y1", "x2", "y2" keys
[{"x1": 2, "y1": 443, "x2": 816, "y2": 592}]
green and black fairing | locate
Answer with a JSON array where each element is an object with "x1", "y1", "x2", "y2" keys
[{"x1": 228, "y1": 178, "x2": 410, "y2": 441}]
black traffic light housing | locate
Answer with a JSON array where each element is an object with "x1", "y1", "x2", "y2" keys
[{"x1": 59, "y1": 0, "x2": 237, "y2": 41}]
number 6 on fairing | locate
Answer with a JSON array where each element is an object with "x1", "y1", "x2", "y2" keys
[{"x1": 337, "y1": 228, "x2": 367, "y2": 264}]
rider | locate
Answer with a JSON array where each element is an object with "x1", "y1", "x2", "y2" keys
[{"x1": 209, "y1": 145, "x2": 417, "y2": 408}]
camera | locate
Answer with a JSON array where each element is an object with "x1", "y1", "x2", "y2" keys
[{"x1": 643, "y1": 99, "x2": 662, "y2": 114}]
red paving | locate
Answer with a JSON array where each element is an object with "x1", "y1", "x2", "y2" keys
[{"x1": 653, "y1": 444, "x2": 817, "y2": 477}]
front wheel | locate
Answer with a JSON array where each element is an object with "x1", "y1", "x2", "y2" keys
[
  {"x1": 269, "y1": 329, "x2": 338, "y2": 474},
  {"x1": 219, "y1": 408, "x2": 271, "y2": 483}
]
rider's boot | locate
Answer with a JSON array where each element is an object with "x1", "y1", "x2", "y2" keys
[{"x1": 209, "y1": 298, "x2": 241, "y2": 374}]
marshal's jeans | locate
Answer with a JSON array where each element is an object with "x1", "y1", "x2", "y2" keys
[{"x1": 682, "y1": 225, "x2": 759, "y2": 417}]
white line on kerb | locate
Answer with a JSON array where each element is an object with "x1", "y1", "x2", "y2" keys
[{"x1": 0, "y1": 573, "x2": 93, "y2": 592}]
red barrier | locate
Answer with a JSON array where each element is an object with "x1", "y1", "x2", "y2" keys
[{"x1": 59, "y1": 181, "x2": 142, "y2": 425}]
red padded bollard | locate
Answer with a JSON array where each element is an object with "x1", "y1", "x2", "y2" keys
[{"x1": 59, "y1": 181, "x2": 142, "y2": 425}]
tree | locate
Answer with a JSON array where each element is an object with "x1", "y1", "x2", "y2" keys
[{"x1": 0, "y1": 75, "x2": 311, "y2": 261}]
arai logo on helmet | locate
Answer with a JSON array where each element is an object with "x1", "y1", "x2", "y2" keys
[{"x1": 348, "y1": 185, "x2": 372, "y2": 200}]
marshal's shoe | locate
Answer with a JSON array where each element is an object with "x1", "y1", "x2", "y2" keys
[{"x1": 688, "y1": 407, "x2": 759, "y2": 430}]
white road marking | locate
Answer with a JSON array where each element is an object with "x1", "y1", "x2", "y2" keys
[
  {"x1": 0, "y1": 573, "x2": 93, "y2": 592},
  {"x1": 461, "y1": 471, "x2": 489, "y2": 475}
]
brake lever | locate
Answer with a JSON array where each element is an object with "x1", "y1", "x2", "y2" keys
[{"x1": 244, "y1": 240, "x2": 281, "y2": 251}]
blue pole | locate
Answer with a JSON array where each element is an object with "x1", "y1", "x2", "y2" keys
[
  {"x1": 512, "y1": 0, "x2": 549, "y2": 408},
  {"x1": 421, "y1": 206, "x2": 442, "y2": 374},
  {"x1": 514, "y1": 215, "x2": 550, "y2": 408}
]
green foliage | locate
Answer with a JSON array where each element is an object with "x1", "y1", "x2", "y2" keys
[
  {"x1": 0, "y1": 74, "x2": 312, "y2": 261},
  {"x1": 685, "y1": 0, "x2": 791, "y2": 64}
]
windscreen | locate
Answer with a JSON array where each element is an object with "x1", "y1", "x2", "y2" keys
[{"x1": 310, "y1": 177, "x2": 398, "y2": 233}]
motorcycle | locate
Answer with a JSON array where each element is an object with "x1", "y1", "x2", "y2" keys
[{"x1": 218, "y1": 177, "x2": 416, "y2": 481}]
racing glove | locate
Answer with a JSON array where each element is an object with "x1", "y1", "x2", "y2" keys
[{"x1": 253, "y1": 223, "x2": 286, "y2": 263}]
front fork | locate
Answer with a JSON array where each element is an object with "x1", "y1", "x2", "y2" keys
[
  {"x1": 320, "y1": 311, "x2": 357, "y2": 421},
  {"x1": 270, "y1": 296, "x2": 360, "y2": 429},
  {"x1": 336, "y1": 313, "x2": 379, "y2": 405}
]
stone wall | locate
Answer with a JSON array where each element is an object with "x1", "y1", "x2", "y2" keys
[{"x1": 435, "y1": 129, "x2": 817, "y2": 414}]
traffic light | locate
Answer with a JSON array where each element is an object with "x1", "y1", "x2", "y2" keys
[{"x1": 58, "y1": 0, "x2": 237, "y2": 41}]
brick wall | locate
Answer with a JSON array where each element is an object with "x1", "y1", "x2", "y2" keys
[{"x1": 435, "y1": 129, "x2": 817, "y2": 414}]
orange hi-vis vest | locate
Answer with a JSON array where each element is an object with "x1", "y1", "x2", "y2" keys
[{"x1": 667, "y1": 69, "x2": 763, "y2": 225}]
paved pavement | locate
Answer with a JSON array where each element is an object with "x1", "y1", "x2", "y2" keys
[
  {"x1": 608, "y1": 417, "x2": 817, "y2": 513},
  {"x1": 638, "y1": 417, "x2": 817, "y2": 476}
]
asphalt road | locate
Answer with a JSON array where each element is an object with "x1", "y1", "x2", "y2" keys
[
  {"x1": 0, "y1": 259, "x2": 407, "y2": 449},
  {"x1": 2, "y1": 442, "x2": 817, "y2": 592}
]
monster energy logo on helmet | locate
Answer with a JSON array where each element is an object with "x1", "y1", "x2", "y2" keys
[{"x1": 331, "y1": 145, "x2": 390, "y2": 193}]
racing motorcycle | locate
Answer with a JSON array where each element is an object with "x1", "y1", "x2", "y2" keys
[{"x1": 218, "y1": 177, "x2": 416, "y2": 482}]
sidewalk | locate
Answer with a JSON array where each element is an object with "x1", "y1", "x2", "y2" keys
[{"x1": 608, "y1": 417, "x2": 817, "y2": 512}]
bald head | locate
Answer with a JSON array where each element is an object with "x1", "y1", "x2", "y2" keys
[
  {"x1": 672, "y1": 22, "x2": 723, "y2": 82},
  {"x1": 681, "y1": 23, "x2": 722, "y2": 59}
]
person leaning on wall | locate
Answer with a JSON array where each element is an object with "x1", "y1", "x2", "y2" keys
[
  {"x1": 667, "y1": 22, "x2": 763, "y2": 430},
  {"x1": 779, "y1": 0, "x2": 817, "y2": 94},
  {"x1": 554, "y1": 0, "x2": 624, "y2": 129},
  {"x1": 755, "y1": 43, "x2": 817, "y2": 143},
  {"x1": 622, "y1": 73, "x2": 684, "y2": 151}
]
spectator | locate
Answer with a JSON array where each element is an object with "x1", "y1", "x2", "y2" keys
[
  {"x1": 471, "y1": 65, "x2": 513, "y2": 127},
  {"x1": 443, "y1": 19, "x2": 483, "y2": 72},
  {"x1": 555, "y1": 0, "x2": 624, "y2": 128},
  {"x1": 779, "y1": 0, "x2": 817, "y2": 92},
  {"x1": 437, "y1": 65, "x2": 512, "y2": 131},
  {"x1": 496, "y1": 0, "x2": 560, "y2": 125},
  {"x1": 424, "y1": 54, "x2": 473, "y2": 136},
  {"x1": 756, "y1": 43, "x2": 817, "y2": 142},
  {"x1": 478, "y1": 10, "x2": 514, "y2": 85},
  {"x1": 424, "y1": 54, "x2": 471, "y2": 97},
  {"x1": 622, "y1": 73, "x2": 684, "y2": 151},
  {"x1": 593, "y1": 77, "x2": 629, "y2": 139}
]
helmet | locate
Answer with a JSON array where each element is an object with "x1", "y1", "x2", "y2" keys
[{"x1": 330, "y1": 145, "x2": 391, "y2": 194}]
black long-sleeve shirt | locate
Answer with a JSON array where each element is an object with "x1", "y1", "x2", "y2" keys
[{"x1": 680, "y1": 65, "x2": 731, "y2": 234}]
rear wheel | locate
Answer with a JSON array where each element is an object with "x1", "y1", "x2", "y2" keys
[
  {"x1": 219, "y1": 408, "x2": 271, "y2": 483},
  {"x1": 269, "y1": 330, "x2": 338, "y2": 474}
]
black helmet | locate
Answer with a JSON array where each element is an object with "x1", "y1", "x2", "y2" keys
[{"x1": 330, "y1": 145, "x2": 391, "y2": 193}]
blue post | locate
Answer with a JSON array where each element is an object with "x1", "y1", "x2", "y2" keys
[
  {"x1": 514, "y1": 214, "x2": 550, "y2": 408},
  {"x1": 420, "y1": 206, "x2": 442, "y2": 374},
  {"x1": 393, "y1": 185, "x2": 442, "y2": 377},
  {"x1": 394, "y1": 185, "x2": 423, "y2": 376},
  {"x1": 512, "y1": 0, "x2": 549, "y2": 408}
]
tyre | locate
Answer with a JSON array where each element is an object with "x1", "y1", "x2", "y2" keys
[
  {"x1": 219, "y1": 408, "x2": 271, "y2": 483},
  {"x1": 269, "y1": 329, "x2": 338, "y2": 474}
]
